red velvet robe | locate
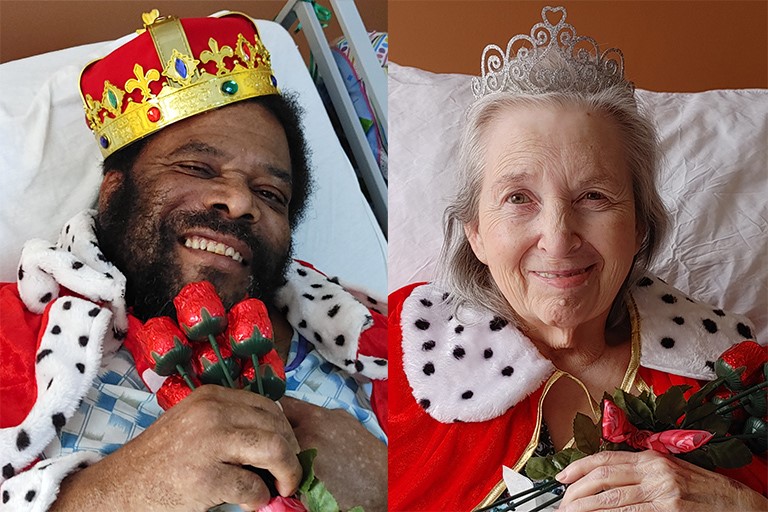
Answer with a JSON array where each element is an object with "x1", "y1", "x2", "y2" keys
[{"x1": 389, "y1": 283, "x2": 767, "y2": 511}]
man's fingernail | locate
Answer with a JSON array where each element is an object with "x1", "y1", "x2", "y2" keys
[{"x1": 555, "y1": 469, "x2": 567, "y2": 481}]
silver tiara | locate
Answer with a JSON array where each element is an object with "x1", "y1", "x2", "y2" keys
[{"x1": 471, "y1": 6, "x2": 633, "y2": 98}]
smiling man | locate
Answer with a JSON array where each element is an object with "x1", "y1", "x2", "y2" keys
[{"x1": 0, "y1": 11, "x2": 386, "y2": 512}]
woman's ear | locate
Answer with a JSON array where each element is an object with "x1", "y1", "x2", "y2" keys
[
  {"x1": 97, "y1": 171, "x2": 124, "y2": 213},
  {"x1": 464, "y1": 221, "x2": 488, "y2": 265}
]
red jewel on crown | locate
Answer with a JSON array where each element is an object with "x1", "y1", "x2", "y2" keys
[{"x1": 147, "y1": 106, "x2": 161, "y2": 123}]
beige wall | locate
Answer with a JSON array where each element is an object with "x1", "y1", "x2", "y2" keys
[
  {"x1": 3, "y1": 1, "x2": 764, "y2": 92},
  {"x1": 0, "y1": 0, "x2": 387, "y2": 64},
  {"x1": 389, "y1": 0, "x2": 768, "y2": 92}
]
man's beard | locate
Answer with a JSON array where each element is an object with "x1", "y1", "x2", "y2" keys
[{"x1": 95, "y1": 172, "x2": 292, "y2": 321}]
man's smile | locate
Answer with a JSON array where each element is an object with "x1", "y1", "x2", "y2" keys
[
  {"x1": 179, "y1": 230, "x2": 253, "y2": 268},
  {"x1": 183, "y1": 235, "x2": 245, "y2": 264}
]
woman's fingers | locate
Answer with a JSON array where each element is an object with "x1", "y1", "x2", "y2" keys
[
  {"x1": 558, "y1": 484, "x2": 649, "y2": 512},
  {"x1": 558, "y1": 463, "x2": 646, "y2": 507},
  {"x1": 556, "y1": 450, "x2": 651, "y2": 484}
]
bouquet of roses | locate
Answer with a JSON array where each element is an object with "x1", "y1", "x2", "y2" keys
[
  {"x1": 484, "y1": 340, "x2": 767, "y2": 512},
  {"x1": 134, "y1": 281, "x2": 286, "y2": 407},
  {"x1": 135, "y1": 281, "x2": 353, "y2": 512}
]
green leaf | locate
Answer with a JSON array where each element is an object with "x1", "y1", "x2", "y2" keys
[
  {"x1": 678, "y1": 448, "x2": 716, "y2": 471},
  {"x1": 611, "y1": 389, "x2": 627, "y2": 411},
  {"x1": 684, "y1": 402, "x2": 719, "y2": 427},
  {"x1": 655, "y1": 385, "x2": 690, "y2": 427},
  {"x1": 297, "y1": 448, "x2": 318, "y2": 495},
  {"x1": 305, "y1": 480, "x2": 340, "y2": 512},
  {"x1": 601, "y1": 441, "x2": 630, "y2": 452},
  {"x1": 524, "y1": 456, "x2": 558, "y2": 481},
  {"x1": 621, "y1": 391, "x2": 655, "y2": 429},
  {"x1": 696, "y1": 411, "x2": 731, "y2": 436},
  {"x1": 573, "y1": 412, "x2": 600, "y2": 455},
  {"x1": 637, "y1": 389, "x2": 657, "y2": 415},
  {"x1": 705, "y1": 438, "x2": 753, "y2": 469},
  {"x1": 552, "y1": 448, "x2": 587, "y2": 471},
  {"x1": 687, "y1": 378, "x2": 725, "y2": 410}
]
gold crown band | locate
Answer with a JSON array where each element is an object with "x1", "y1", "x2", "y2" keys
[
  {"x1": 82, "y1": 11, "x2": 279, "y2": 158},
  {"x1": 96, "y1": 67, "x2": 278, "y2": 157}
]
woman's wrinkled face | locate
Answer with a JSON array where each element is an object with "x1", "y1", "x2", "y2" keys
[{"x1": 466, "y1": 105, "x2": 641, "y2": 334}]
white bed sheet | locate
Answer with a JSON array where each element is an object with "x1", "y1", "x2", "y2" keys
[
  {"x1": 0, "y1": 18, "x2": 387, "y2": 296},
  {"x1": 389, "y1": 62, "x2": 767, "y2": 342}
]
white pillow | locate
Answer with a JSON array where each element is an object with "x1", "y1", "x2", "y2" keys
[
  {"x1": 389, "y1": 62, "x2": 767, "y2": 342},
  {"x1": 0, "y1": 19, "x2": 387, "y2": 295}
]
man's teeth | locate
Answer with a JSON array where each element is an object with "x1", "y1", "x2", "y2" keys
[{"x1": 184, "y1": 236, "x2": 243, "y2": 263}]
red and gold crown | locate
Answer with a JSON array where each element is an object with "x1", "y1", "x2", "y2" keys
[{"x1": 80, "y1": 10, "x2": 279, "y2": 157}]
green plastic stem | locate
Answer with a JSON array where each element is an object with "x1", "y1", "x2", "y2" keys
[
  {"x1": 208, "y1": 333, "x2": 235, "y2": 387},
  {"x1": 252, "y1": 353, "x2": 265, "y2": 395},
  {"x1": 176, "y1": 364, "x2": 196, "y2": 390}
]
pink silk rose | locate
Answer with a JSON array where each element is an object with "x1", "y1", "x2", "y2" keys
[
  {"x1": 602, "y1": 400, "x2": 713, "y2": 454},
  {"x1": 257, "y1": 496, "x2": 307, "y2": 512},
  {"x1": 601, "y1": 399, "x2": 635, "y2": 443},
  {"x1": 643, "y1": 429, "x2": 714, "y2": 454}
]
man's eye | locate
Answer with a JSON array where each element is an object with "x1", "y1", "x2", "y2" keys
[
  {"x1": 257, "y1": 189, "x2": 288, "y2": 206},
  {"x1": 177, "y1": 164, "x2": 213, "y2": 176},
  {"x1": 507, "y1": 192, "x2": 530, "y2": 204}
]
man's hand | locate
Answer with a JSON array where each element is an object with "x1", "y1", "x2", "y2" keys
[
  {"x1": 51, "y1": 385, "x2": 303, "y2": 512},
  {"x1": 280, "y1": 396, "x2": 387, "y2": 512},
  {"x1": 556, "y1": 450, "x2": 768, "y2": 511}
]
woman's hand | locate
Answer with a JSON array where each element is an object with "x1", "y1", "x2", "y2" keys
[{"x1": 556, "y1": 450, "x2": 767, "y2": 511}]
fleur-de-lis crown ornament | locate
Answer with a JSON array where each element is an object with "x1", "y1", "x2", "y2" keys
[{"x1": 79, "y1": 10, "x2": 279, "y2": 157}]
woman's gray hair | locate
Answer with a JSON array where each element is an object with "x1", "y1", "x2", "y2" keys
[{"x1": 437, "y1": 87, "x2": 669, "y2": 327}]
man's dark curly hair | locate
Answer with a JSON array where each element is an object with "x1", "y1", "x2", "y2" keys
[{"x1": 102, "y1": 93, "x2": 313, "y2": 229}]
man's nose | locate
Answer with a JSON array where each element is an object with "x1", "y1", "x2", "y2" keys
[
  {"x1": 204, "y1": 175, "x2": 258, "y2": 222},
  {"x1": 536, "y1": 203, "x2": 581, "y2": 256}
]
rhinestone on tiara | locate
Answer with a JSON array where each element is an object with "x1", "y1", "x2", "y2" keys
[{"x1": 471, "y1": 6, "x2": 633, "y2": 98}]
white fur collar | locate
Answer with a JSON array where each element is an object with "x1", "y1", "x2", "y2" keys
[
  {"x1": 274, "y1": 261, "x2": 387, "y2": 380},
  {"x1": 16, "y1": 210, "x2": 386, "y2": 379},
  {"x1": 400, "y1": 274, "x2": 755, "y2": 424},
  {"x1": 4, "y1": 211, "x2": 387, "y2": 500}
]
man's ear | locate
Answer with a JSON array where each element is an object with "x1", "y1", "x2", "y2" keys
[
  {"x1": 97, "y1": 170, "x2": 124, "y2": 213},
  {"x1": 464, "y1": 221, "x2": 488, "y2": 265}
]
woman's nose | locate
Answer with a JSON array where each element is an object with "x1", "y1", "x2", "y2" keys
[
  {"x1": 203, "y1": 175, "x2": 258, "y2": 222},
  {"x1": 536, "y1": 204, "x2": 581, "y2": 256}
]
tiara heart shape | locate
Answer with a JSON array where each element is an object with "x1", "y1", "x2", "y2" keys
[
  {"x1": 542, "y1": 6, "x2": 566, "y2": 28},
  {"x1": 471, "y1": 5, "x2": 633, "y2": 98}
]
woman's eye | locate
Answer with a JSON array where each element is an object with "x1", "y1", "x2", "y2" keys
[
  {"x1": 584, "y1": 191, "x2": 606, "y2": 201},
  {"x1": 507, "y1": 192, "x2": 530, "y2": 204}
]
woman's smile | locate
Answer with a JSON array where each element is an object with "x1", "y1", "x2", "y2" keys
[
  {"x1": 466, "y1": 104, "x2": 640, "y2": 333},
  {"x1": 529, "y1": 263, "x2": 596, "y2": 289}
]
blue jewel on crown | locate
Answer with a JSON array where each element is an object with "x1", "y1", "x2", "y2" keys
[{"x1": 175, "y1": 58, "x2": 187, "y2": 79}]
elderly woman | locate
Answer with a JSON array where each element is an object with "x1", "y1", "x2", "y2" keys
[{"x1": 388, "y1": 7, "x2": 767, "y2": 512}]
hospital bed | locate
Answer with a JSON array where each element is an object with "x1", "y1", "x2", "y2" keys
[
  {"x1": 0, "y1": 10, "x2": 387, "y2": 297},
  {"x1": 388, "y1": 62, "x2": 768, "y2": 342}
]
